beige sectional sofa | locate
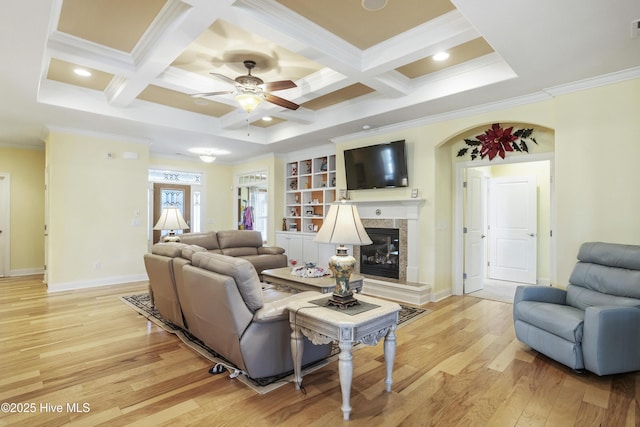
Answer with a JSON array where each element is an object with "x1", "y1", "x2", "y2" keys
[
  {"x1": 143, "y1": 241, "x2": 332, "y2": 380},
  {"x1": 176, "y1": 230, "x2": 287, "y2": 274}
]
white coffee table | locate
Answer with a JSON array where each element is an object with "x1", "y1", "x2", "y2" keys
[
  {"x1": 262, "y1": 267, "x2": 363, "y2": 294},
  {"x1": 287, "y1": 293, "x2": 401, "y2": 421}
]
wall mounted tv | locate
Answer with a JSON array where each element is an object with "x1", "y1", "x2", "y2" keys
[{"x1": 344, "y1": 140, "x2": 409, "y2": 190}]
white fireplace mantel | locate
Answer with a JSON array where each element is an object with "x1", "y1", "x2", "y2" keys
[{"x1": 349, "y1": 199, "x2": 422, "y2": 220}]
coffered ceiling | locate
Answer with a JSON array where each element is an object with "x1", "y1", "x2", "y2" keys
[{"x1": 1, "y1": 0, "x2": 639, "y2": 163}]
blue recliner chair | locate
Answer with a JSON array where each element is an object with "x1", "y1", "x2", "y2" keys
[{"x1": 513, "y1": 242, "x2": 640, "y2": 375}]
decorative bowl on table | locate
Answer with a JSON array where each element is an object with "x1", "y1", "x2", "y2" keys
[{"x1": 291, "y1": 263, "x2": 329, "y2": 278}]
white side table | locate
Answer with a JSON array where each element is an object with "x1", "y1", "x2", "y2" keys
[{"x1": 288, "y1": 294, "x2": 401, "y2": 421}]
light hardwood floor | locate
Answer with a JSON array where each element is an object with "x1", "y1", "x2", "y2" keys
[{"x1": 1, "y1": 275, "x2": 637, "y2": 426}]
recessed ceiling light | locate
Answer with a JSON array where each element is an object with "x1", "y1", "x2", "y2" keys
[
  {"x1": 433, "y1": 52, "x2": 450, "y2": 61},
  {"x1": 73, "y1": 68, "x2": 91, "y2": 77},
  {"x1": 262, "y1": 116, "x2": 272, "y2": 121},
  {"x1": 362, "y1": 0, "x2": 388, "y2": 11},
  {"x1": 362, "y1": 125, "x2": 371, "y2": 130}
]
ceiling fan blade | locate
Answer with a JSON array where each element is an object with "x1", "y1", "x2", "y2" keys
[
  {"x1": 209, "y1": 72, "x2": 237, "y2": 86},
  {"x1": 260, "y1": 80, "x2": 297, "y2": 92},
  {"x1": 191, "y1": 90, "x2": 235, "y2": 98},
  {"x1": 264, "y1": 93, "x2": 299, "y2": 110}
]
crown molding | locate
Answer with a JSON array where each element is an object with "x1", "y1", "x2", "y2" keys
[
  {"x1": 543, "y1": 66, "x2": 640, "y2": 97},
  {"x1": 45, "y1": 125, "x2": 152, "y2": 146}
]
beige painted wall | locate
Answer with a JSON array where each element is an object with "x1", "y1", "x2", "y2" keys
[
  {"x1": 0, "y1": 146, "x2": 45, "y2": 274},
  {"x1": 45, "y1": 131, "x2": 150, "y2": 290},
  {"x1": 554, "y1": 78, "x2": 640, "y2": 286}
]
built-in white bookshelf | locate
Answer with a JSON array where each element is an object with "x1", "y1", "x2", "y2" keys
[{"x1": 284, "y1": 154, "x2": 336, "y2": 233}]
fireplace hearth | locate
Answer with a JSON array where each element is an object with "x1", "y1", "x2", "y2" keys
[{"x1": 360, "y1": 227, "x2": 400, "y2": 279}]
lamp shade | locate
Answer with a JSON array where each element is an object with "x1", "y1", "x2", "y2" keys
[
  {"x1": 153, "y1": 206, "x2": 189, "y2": 231},
  {"x1": 313, "y1": 202, "x2": 372, "y2": 246}
]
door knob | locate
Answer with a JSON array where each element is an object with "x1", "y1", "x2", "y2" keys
[
  {"x1": 529, "y1": 233, "x2": 535, "y2": 237},
  {"x1": 481, "y1": 234, "x2": 486, "y2": 238}
]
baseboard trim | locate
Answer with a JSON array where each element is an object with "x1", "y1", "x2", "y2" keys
[
  {"x1": 8, "y1": 268, "x2": 45, "y2": 277},
  {"x1": 47, "y1": 274, "x2": 148, "y2": 292}
]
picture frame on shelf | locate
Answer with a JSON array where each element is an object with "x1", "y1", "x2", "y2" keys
[{"x1": 304, "y1": 207, "x2": 314, "y2": 216}]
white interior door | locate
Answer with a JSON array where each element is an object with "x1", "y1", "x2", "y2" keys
[
  {"x1": 0, "y1": 173, "x2": 9, "y2": 277},
  {"x1": 464, "y1": 169, "x2": 487, "y2": 293},
  {"x1": 488, "y1": 176, "x2": 537, "y2": 284}
]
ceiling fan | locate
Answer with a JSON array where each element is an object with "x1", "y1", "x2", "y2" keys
[{"x1": 191, "y1": 60, "x2": 299, "y2": 112}]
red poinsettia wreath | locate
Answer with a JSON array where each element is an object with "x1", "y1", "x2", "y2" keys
[{"x1": 457, "y1": 123, "x2": 537, "y2": 161}]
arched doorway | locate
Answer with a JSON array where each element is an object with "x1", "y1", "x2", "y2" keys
[{"x1": 445, "y1": 123, "x2": 556, "y2": 297}]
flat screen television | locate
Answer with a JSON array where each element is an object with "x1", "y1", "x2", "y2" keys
[{"x1": 344, "y1": 140, "x2": 408, "y2": 190}]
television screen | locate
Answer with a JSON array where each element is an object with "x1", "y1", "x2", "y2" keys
[{"x1": 344, "y1": 140, "x2": 408, "y2": 190}]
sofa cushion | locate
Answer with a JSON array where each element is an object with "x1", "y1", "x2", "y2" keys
[
  {"x1": 514, "y1": 301, "x2": 585, "y2": 343},
  {"x1": 152, "y1": 242, "x2": 188, "y2": 257},
  {"x1": 178, "y1": 231, "x2": 220, "y2": 250},
  {"x1": 258, "y1": 246, "x2": 285, "y2": 255},
  {"x1": 217, "y1": 230, "x2": 263, "y2": 249},
  {"x1": 221, "y1": 247, "x2": 259, "y2": 257},
  {"x1": 192, "y1": 252, "x2": 264, "y2": 312},
  {"x1": 181, "y1": 244, "x2": 207, "y2": 261},
  {"x1": 241, "y1": 254, "x2": 287, "y2": 274}
]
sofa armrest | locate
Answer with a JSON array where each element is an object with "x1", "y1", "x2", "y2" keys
[
  {"x1": 583, "y1": 305, "x2": 640, "y2": 375},
  {"x1": 253, "y1": 291, "x2": 322, "y2": 323},
  {"x1": 258, "y1": 246, "x2": 285, "y2": 255},
  {"x1": 514, "y1": 285, "x2": 567, "y2": 305}
]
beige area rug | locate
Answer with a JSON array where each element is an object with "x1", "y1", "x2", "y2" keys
[{"x1": 120, "y1": 293, "x2": 429, "y2": 395}]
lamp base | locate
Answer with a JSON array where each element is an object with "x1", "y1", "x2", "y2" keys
[
  {"x1": 327, "y1": 292, "x2": 360, "y2": 309},
  {"x1": 326, "y1": 247, "x2": 360, "y2": 309}
]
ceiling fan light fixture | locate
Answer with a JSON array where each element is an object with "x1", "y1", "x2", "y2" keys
[
  {"x1": 362, "y1": 0, "x2": 388, "y2": 11},
  {"x1": 235, "y1": 92, "x2": 263, "y2": 113},
  {"x1": 199, "y1": 155, "x2": 216, "y2": 163}
]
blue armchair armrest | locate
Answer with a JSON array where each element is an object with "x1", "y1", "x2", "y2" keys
[
  {"x1": 582, "y1": 305, "x2": 640, "y2": 375},
  {"x1": 514, "y1": 285, "x2": 567, "y2": 305}
]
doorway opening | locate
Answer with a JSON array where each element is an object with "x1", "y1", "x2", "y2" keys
[
  {"x1": 453, "y1": 153, "x2": 555, "y2": 298},
  {"x1": 236, "y1": 171, "x2": 268, "y2": 243}
]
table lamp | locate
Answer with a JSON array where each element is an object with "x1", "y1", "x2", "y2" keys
[
  {"x1": 314, "y1": 201, "x2": 372, "y2": 308},
  {"x1": 153, "y1": 205, "x2": 189, "y2": 242}
]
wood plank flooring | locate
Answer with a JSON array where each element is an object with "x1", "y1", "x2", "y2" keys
[{"x1": 1, "y1": 275, "x2": 638, "y2": 426}]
